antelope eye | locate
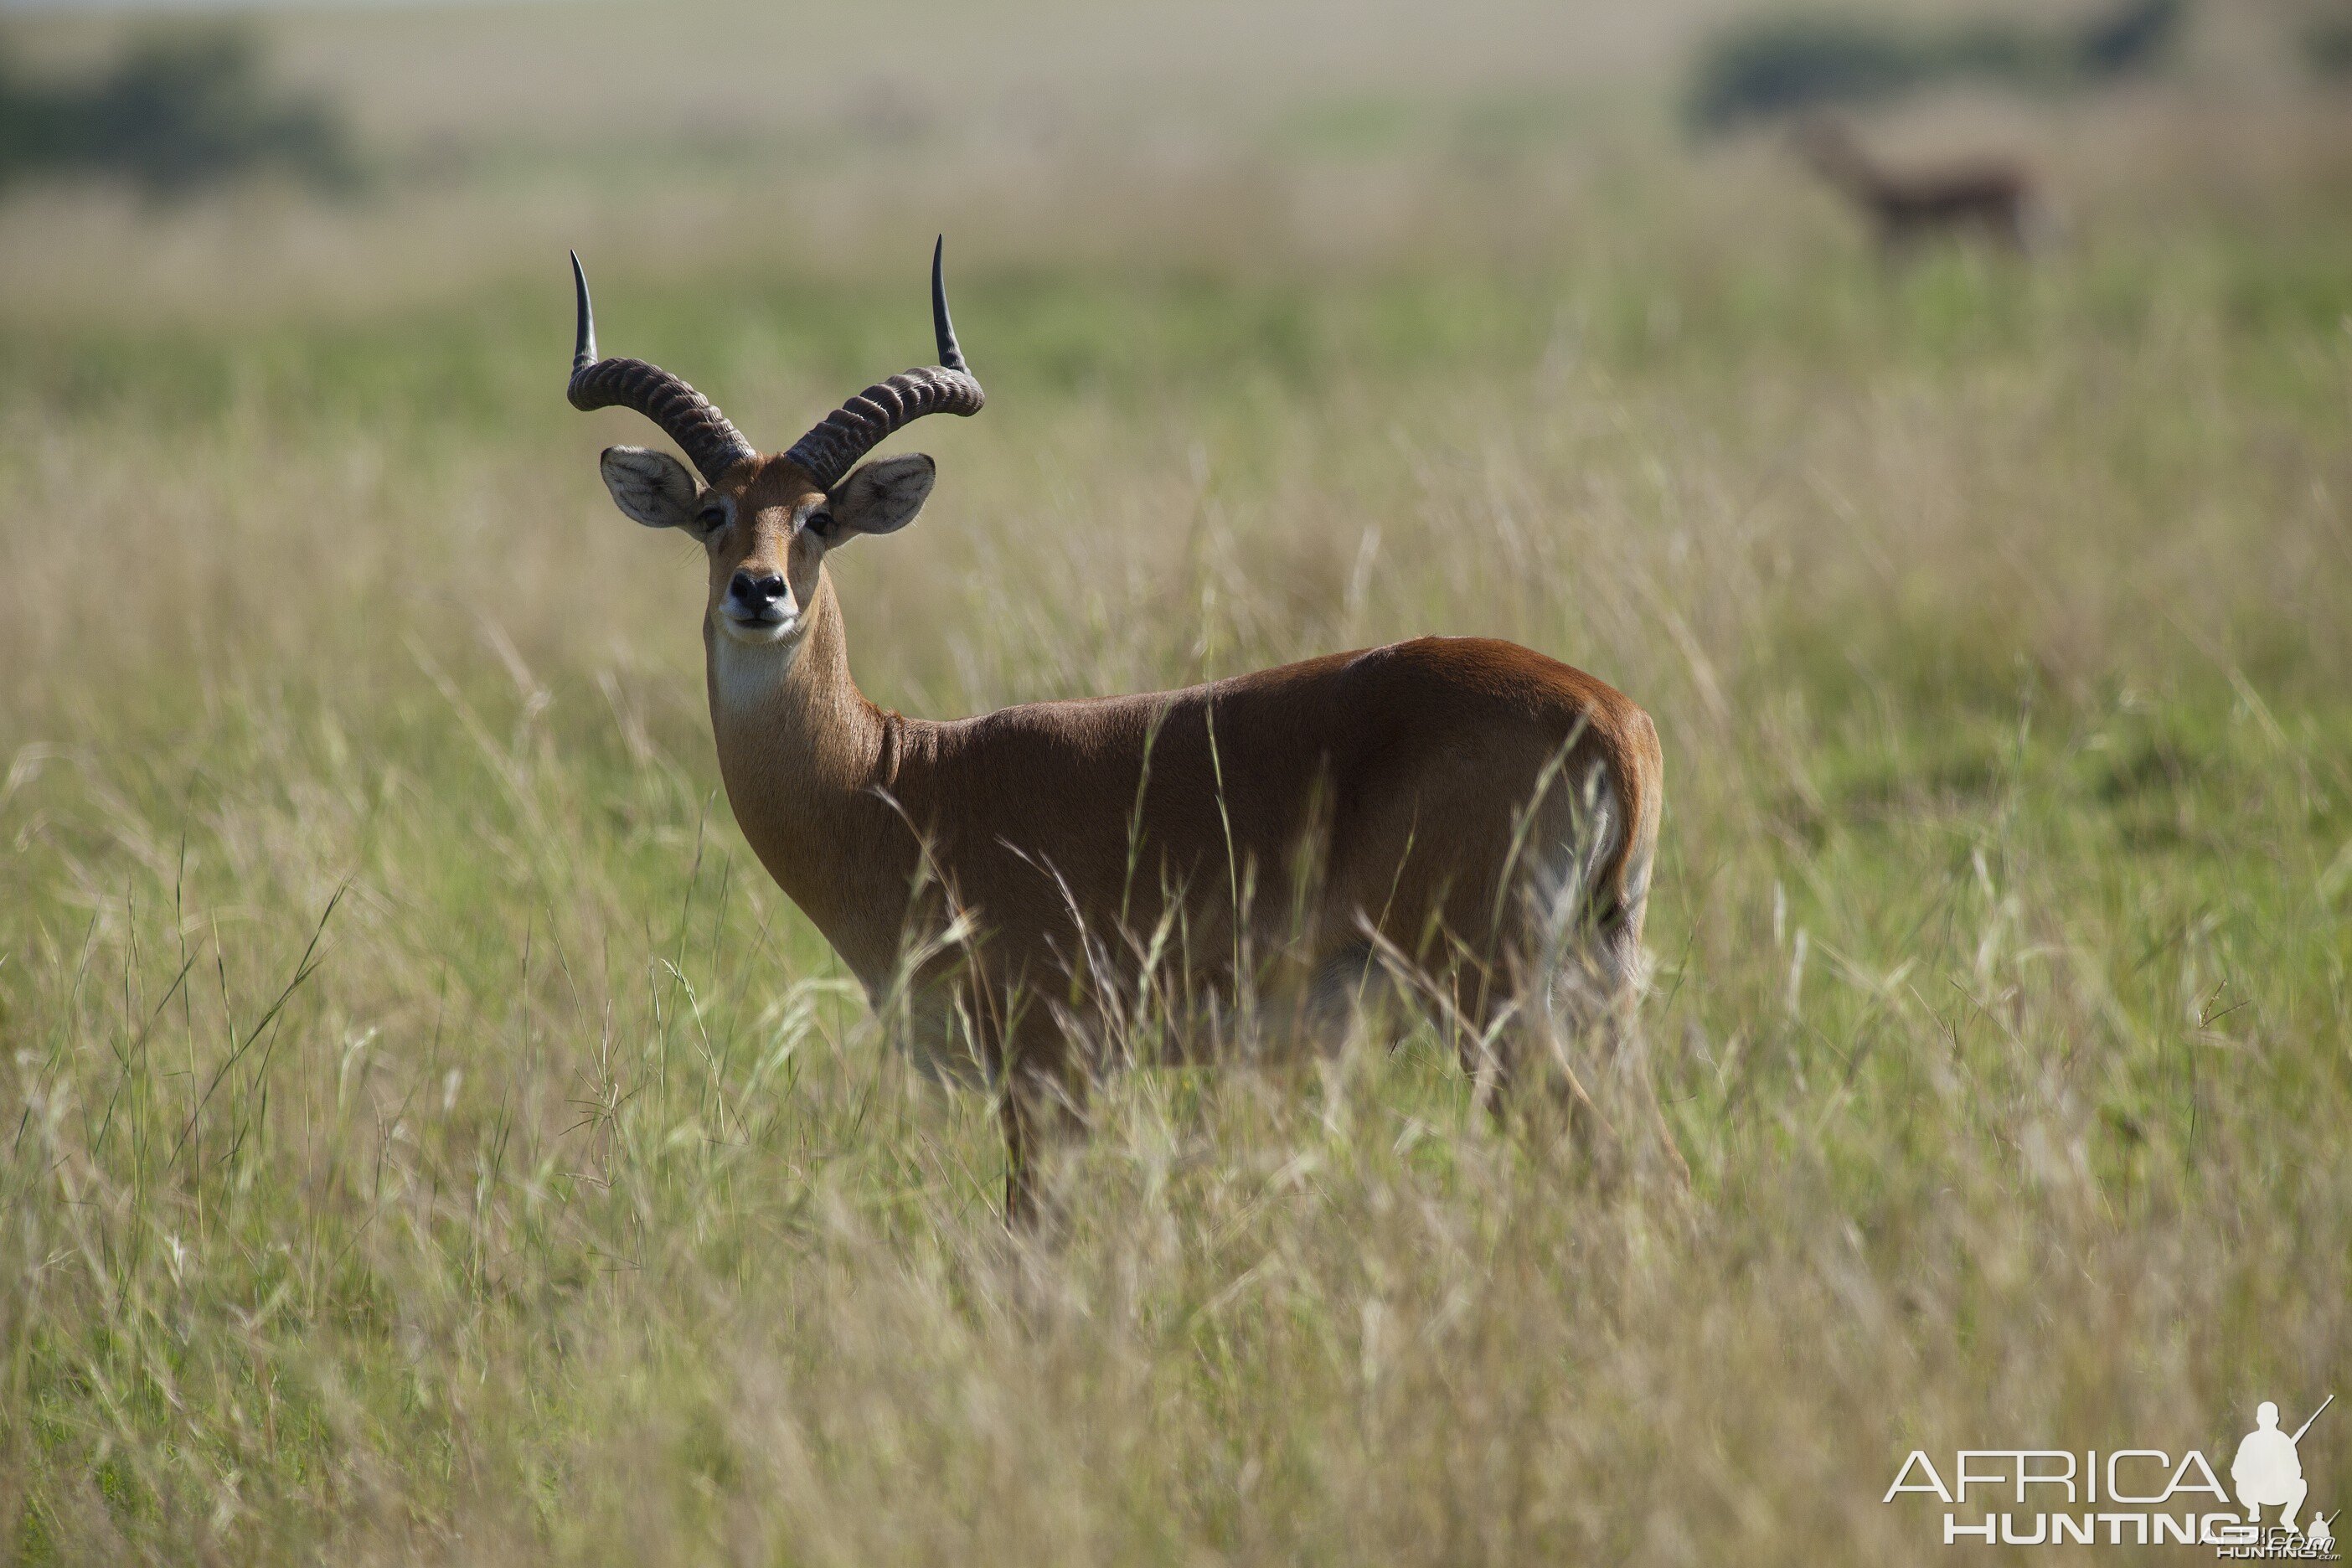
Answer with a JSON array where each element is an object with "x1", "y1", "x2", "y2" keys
[
  {"x1": 695, "y1": 502, "x2": 729, "y2": 532},
  {"x1": 805, "y1": 509, "x2": 836, "y2": 540}
]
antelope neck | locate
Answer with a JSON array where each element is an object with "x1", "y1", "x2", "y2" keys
[{"x1": 703, "y1": 573, "x2": 922, "y2": 988}]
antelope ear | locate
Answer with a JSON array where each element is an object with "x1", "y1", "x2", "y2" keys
[
  {"x1": 599, "y1": 446, "x2": 699, "y2": 529},
  {"x1": 825, "y1": 453, "x2": 936, "y2": 540}
]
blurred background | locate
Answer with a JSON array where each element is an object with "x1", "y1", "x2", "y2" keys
[{"x1": 0, "y1": 0, "x2": 2342, "y2": 313}]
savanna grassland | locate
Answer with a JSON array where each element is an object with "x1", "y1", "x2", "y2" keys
[{"x1": 2, "y1": 1, "x2": 2350, "y2": 1561}]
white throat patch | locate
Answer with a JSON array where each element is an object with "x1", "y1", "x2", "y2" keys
[{"x1": 710, "y1": 621, "x2": 801, "y2": 718}]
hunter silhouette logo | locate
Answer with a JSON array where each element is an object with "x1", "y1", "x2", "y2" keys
[
  {"x1": 2232, "y1": 1397, "x2": 2329, "y2": 1535},
  {"x1": 1881, "y1": 1395, "x2": 2337, "y2": 1555}
]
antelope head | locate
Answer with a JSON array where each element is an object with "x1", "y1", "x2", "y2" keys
[{"x1": 568, "y1": 239, "x2": 984, "y2": 651}]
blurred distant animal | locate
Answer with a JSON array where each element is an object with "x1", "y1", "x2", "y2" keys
[
  {"x1": 563, "y1": 240, "x2": 1669, "y2": 1225},
  {"x1": 1792, "y1": 116, "x2": 2044, "y2": 256}
]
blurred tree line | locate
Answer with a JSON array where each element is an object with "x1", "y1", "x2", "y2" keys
[
  {"x1": 2308, "y1": 7, "x2": 2352, "y2": 78},
  {"x1": 1688, "y1": 0, "x2": 2185, "y2": 130},
  {"x1": 0, "y1": 23, "x2": 357, "y2": 199}
]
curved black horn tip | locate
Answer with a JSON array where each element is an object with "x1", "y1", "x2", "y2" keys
[
  {"x1": 931, "y1": 235, "x2": 967, "y2": 374},
  {"x1": 570, "y1": 250, "x2": 596, "y2": 374}
]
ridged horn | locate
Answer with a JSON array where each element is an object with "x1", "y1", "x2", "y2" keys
[
  {"x1": 784, "y1": 236, "x2": 984, "y2": 493},
  {"x1": 565, "y1": 251, "x2": 756, "y2": 486}
]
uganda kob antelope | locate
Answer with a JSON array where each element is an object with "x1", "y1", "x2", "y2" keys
[
  {"x1": 568, "y1": 242, "x2": 1666, "y2": 1220},
  {"x1": 1794, "y1": 116, "x2": 2044, "y2": 255}
]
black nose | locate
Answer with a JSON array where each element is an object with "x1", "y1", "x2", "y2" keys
[{"x1": 730, "y1": 571, "x2": 785, "y2": 607}]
